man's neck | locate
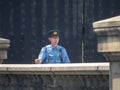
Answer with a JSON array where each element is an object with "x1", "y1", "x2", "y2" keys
[{"x1": 51, "y1": 44, "x2": 57, "y2": 48}]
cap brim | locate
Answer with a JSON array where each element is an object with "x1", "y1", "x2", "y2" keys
[{"x1": 50, "y1": 36, "x2": 59, "y2": 38}]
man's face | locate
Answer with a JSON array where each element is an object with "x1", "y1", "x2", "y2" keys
[{"x1": 49, "y1": 36, "x2": 59, "y2": 47}]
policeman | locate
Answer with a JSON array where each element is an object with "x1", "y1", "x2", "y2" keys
[{"x1": 35, "y1": 29, "x2": 70, "y2": 64}]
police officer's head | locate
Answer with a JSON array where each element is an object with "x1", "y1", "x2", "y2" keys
[
  {"x1": 48, "y1": 29, "x2": 60, "y2": 47},
  {"x1": 48, "y1": 29, "x2": 60, "y2": 38}
]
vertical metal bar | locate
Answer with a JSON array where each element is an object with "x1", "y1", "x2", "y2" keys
[{"x1": 82, "y1": 0, "x2": 85, "y2": 63}]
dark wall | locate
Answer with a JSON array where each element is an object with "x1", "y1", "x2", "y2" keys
[
  {"x1": 84, "y1": 0, "x2": 120, "y2": 62},
  {"x1": 0, "y1": 0, "x2": 120, "y2": 64}
]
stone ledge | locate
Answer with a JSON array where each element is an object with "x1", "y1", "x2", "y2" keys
[
  {"x1": 93, "y1": 27, "x2": 120, "y2": 35},
  {"x1": 0, "y1": 38, "x2": 10, "y2": 49},
  {"x1": 0, "y1": 63, "x2": 109, "y2": 75},
  {"x1": 93, "y1": 15, "x2": 120, "y2": 28},
  {"x1": 0, "y1": 38, "x2": 10, "y2": 43},
  {"x1": 0, "y1": 38, "x2": 10, "y2": 63}
]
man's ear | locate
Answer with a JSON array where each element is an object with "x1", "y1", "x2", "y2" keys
[{"x1": 48, "y1": 37, "x2": 51, "y2": 41}]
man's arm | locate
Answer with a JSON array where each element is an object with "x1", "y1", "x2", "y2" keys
[
  {"x1": 35, "y1": 46, "x2": 47, "y2": 64},
  {"x1": 62, "y1": 48, "x2": 70, "y2": 63}
]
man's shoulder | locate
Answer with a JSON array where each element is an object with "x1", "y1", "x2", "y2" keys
[
  {"x1": 43, "y1": 45, "x2": 52, "y2": 50},
  {"x1": 44, "y1": 45, "x2": 51, "y2": 48},
  {"x1": 57, "y1": 45, "x2": 65, "y2": 49}
]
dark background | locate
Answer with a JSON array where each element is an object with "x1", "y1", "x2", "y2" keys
[{"x1": 0, "y1": 0, "x2": 120, "y2": 64}]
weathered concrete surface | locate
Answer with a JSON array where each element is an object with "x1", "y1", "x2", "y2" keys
[
  {"x1": 93, "y1": 15, "x2": 120, "y2": 53},
  {"x1": 93, "y1": 15, "x2": 120, "y2": 28},
  {"x1": 0, "y1": 63, "x2": 109, "y2": 90},
  {"x1": 0, "y1": 63, "x2": 109, "y2": 75},
  {"x1": 0, "y1": 38, "x2": 10, "y2": 63},
  {"x1": 111, "y1": 62, "x2": 120, "y2": 90},
  {"x1": 93, "y1": 15, "x2": 120, "y2": 90}
]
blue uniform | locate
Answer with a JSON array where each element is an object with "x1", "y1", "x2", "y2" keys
[{"x1": 38, "y1": 44, "x2": 70, "y2": 64}]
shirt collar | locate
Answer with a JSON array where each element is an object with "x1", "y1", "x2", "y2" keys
[{"x1": 50, "y1": 44, "x2": 59, "y2": 49}]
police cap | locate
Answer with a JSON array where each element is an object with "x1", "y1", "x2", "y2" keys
[{"x1": 48, "y1": 29, "x2": 60, "y2": 37}]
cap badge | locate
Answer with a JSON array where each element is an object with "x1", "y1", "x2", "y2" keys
[{"x1": 53, "y1": 31, "x2": 57, "y2": 35}]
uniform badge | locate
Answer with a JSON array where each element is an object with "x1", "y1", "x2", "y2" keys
[{"x1": 53, "y1": 31, "x2": 58, "y2": 35}]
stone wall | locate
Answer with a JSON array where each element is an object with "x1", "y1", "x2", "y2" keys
[
  {"x1": 93, "y1": 15, "x2": 120, "y2": 90},
  {"x1": 0, "y1": 38, "x2": 10, "y2": 64},
  {"x1": 0, "y1": 63, "x2": 109, "y2": 90}
]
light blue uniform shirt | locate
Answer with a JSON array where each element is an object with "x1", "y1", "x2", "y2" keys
[{"x1": 38, "y1": 44, "x2": 70, "y2": 64}]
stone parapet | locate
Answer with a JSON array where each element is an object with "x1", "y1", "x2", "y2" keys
[
  {"x1": 0, "y1": 63, "x2": 109, "y2": 90},
  {"x1": 93, "y1": 15, "x2": 120, "y2": 61},
  {"x1": 0, "y1": 63, "x2": 109, "y2": 74},
  {"x1": 93, "y1": 15, "x2": 120, "y2": 90}
]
